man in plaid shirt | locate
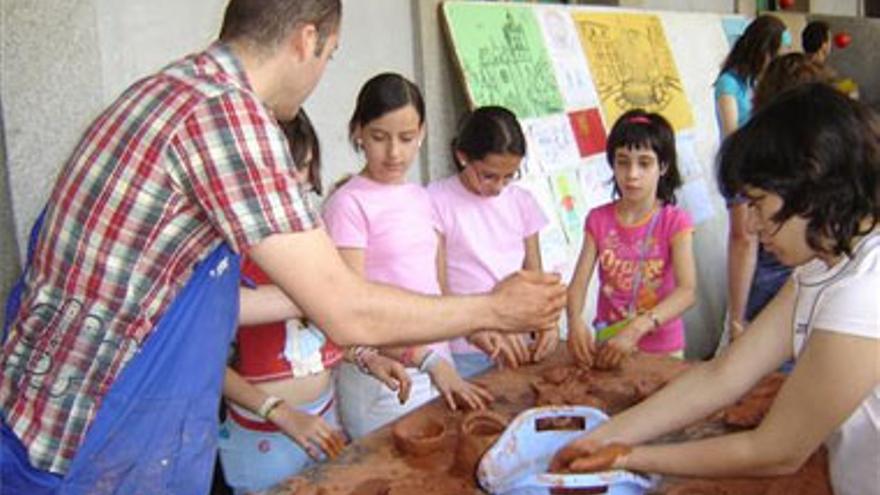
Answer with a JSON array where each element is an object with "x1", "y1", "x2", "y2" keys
[{"x1": 0, "y1": 0, "x2": 566, "y2": 492}]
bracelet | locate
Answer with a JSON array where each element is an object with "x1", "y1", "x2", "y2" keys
[
  {"x1": 418, "y1": 349, "x2": 442, "y2": 373},
  {"x1": 257, "y1": 395, "x2": 284, "y2": 420},
  {"x1": 353, "y1": 346, "x2": 378, "y2": 375}
]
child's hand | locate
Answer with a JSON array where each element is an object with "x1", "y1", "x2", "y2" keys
[
  {"x1": 531, "y1": 326, "x2": 559, "y2": 362},
  {"x1": 268, "y1": 405, "x2": 347, "y2": 460},
  {"x1": 567, "y1": 319, "x2": 595, "y2": 367},
  {"x1": 428, "y1": 358, "x2": 494, "y2": 411},
  {"x1": 595, "y1": 322, "x2": 643, "y2": 370},
  {"x1": 503, "y1": 333, "x2": 532, "y2": 367},
  {"x1": 468, "y1": 330, "x2": 517, "y2": 368},
  {"x1": 363, "y1": 353, "x2": 412, "y2": 404}
]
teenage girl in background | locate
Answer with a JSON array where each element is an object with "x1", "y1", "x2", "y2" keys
[
  {"x1": 714, "y1": 15, "x2": 791, "y2": 348},
  {"x1": 566, "y1": 110, "x2": 696, "y2": 370},
  {"x1": 428, "y1": 106, "x2": 555, "y2": 379},
  {"x1": 218, "y1": 110, "x2": 411, "y2": 494},
  {"x1": 553, "y1": 83, "x2": 879, "y2": 495},
  {"x1": 324, "y1": 73, "x2": 492, "y2": 439}
]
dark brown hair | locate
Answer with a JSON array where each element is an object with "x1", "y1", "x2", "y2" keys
[
  {"x1": 279, "y1": 109, "x2": 323, "y2": 195},
  {"x1": 753, "y1": 53, "x2": 833, "y2": 111},
  {"x1": 720, "y1": 83, "x2": 879, "y2": 257},
  {"x1": 719, "y1": 15, "x2": 787, "y2": 84},
  {"x1": 606, "y1": 109, "x2": 682, "y2": 205},
  {"x1": 219, "y1": 0, "x2": 341, "y2": 55}
]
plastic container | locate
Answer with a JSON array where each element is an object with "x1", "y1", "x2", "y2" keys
[{"x1": 477, "y1": 406, "x2": 657, "y2": 495}]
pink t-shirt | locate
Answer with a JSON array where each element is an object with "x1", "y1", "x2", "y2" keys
[
  {"x1": 322, "y1": 174, "x2": 449, "y2": 357},
  {"x1": 428, "y1": 175, "x2": 548, "y2": 354},
  {"x1": 585, "y1": 202, "x2": 693, "y2": 353}
]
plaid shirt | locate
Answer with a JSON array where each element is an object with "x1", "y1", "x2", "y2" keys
[{"x1": 0, "y1": 44, "x2": 318, "y2": 473}]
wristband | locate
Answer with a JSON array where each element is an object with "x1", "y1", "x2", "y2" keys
[
  {"x1": 257, "y1": 395, "x2": 284, "y2": 420},
  {"x1": 418, "y1": 349, "x2": 442, "y2": 373}
]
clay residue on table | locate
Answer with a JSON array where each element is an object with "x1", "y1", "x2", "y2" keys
[{"x1": 532, "y1": 361, "x2": 673, "y2": 414}]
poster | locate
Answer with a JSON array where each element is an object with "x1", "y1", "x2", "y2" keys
[
  {"x1": 443, "y1": 3, "x2": 565, "y2": 118},
  {"x1": 536, "y1": 6, "x2": 601, "y2": 110},
  {"x1": 572, "y1": 12, "x2": 695, "y2": 131},
  {"x1": 522, "y1": 114, "x2": 582, "y2": 172}
]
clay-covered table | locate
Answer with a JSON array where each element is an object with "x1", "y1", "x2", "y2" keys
[{"x1": 268, "y1": 350, "x2": 830, "y2": 495}]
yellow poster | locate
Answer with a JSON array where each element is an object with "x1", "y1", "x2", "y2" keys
[{"x1": 573, "y1": 12, "x2": 694, "y2": 131}]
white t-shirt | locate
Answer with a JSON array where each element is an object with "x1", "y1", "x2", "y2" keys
[{"x1": 792, "y1": 230, "x2": 880, "y2": 495}]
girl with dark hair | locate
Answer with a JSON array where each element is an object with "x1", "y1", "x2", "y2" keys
[
  {"x1": 428, "y1": 106, "x2": 553, "y2": 378},
  {"x1": 553, "y1": 84, "x2": 879, "y2": 495},
  {"x1": 567, "y1": 110, "x2": 696, "y2": 370},
  {"x1": 715, "y1": 15, "x2": 792, "y2": 352},
  {"x1": 324, "y1": 73, "x2": 492, "y2": 439}
]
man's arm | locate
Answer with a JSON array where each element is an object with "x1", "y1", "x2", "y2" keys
[{"x1": 248, "y1": 228, "x2": 566, "y2": 347}]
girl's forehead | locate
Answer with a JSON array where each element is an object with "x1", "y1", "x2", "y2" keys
[
  {"x1": 476, "y1": 152, "x2": 523, "y2": 172},
  {"x1": 363, "y1": 105, "x2": 422, "y2": 131},
  {"x1": 614, "y1": 143, "x2": 656, "y2": 156}
]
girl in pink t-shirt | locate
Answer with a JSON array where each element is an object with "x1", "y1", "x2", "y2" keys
[
  {"x1": 323, "y1": 73, "x2": 492, "y2": 439},
  {"x1": 429, "y1": 106, "x2": 555, "y2": 378},
  {"x1": 567, "y1": 110, "x2": 696, "y2": 370}
]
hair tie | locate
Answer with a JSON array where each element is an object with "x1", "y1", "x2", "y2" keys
[{"x1": 628, "y1": 115, "x2": 651, "y2": 124}]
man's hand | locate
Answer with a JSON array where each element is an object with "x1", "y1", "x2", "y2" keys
[
  {"x1": 491, "y1": 271, "x2": 566, "y2": 334},
  {"x1": 363, "y1": 353, "x2": 412, "y2": 404},
  {"x1": 268, "y1": 406, "x2": 347, "y2": 460}
]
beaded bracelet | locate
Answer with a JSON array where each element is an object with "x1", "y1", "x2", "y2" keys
[{"x1": 353, "y1": 346, "x2": 378, "y2": 374}]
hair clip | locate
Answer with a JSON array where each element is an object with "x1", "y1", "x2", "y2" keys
[{"x1": 628, "y1": 115, "x2": 652, "y2": 124}]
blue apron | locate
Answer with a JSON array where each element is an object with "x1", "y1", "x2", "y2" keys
[{"x1": 2, "y1": 211, "x2": 240, "y2": 494}]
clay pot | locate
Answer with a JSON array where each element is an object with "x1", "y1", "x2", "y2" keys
[
  {"x1": 452, "y1": 410, "x2": 509, "y2": 477},
  {"x1": 392, "y1": 413, "x2": 449, "y2": 457}
]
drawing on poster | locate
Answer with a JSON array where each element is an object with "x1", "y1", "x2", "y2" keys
[
  {"x1": 578, "y1": 160, "x2": 615, "y2": 211},
  {"x1": 518, "y1": 176, "x2": 573, "y2": 274},
  {"x1": 537, "y1": 7, "x2": 601, "y2": 110},
  {"x1": 568, "y1": 108, "x2": 607, "y2": 158},
  {"x1": 522, "y1": 114, "x2": 582, "y2": 172},
  {"x1": 550, "y1": 170, "x2": 589, "y2": 247},
  {"x1": 572, "y1": 12, "x2": 695, "y2": 131},
  {"x1": 442, "y1": 3, "x2": 564, "y2": 118}
]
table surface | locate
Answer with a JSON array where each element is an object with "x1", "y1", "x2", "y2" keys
[{"x1": 268, "y1": 349, "x2": 830, "y2": 495}]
